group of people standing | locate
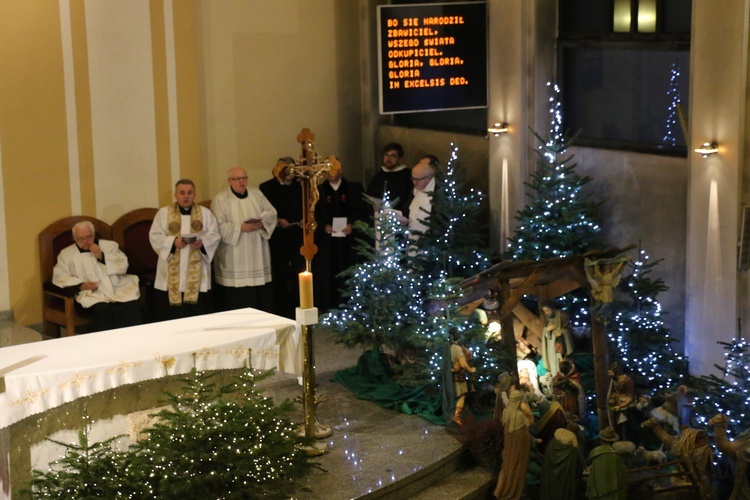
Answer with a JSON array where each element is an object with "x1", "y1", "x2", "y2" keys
[{"x1": 53, "y1": 142, "x2": 439, "y2": 333}]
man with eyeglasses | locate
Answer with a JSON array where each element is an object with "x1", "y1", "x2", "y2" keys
[
  {"x1": 212, "y1": 166, "x2": 277, "y2": 312},
  {"x1": 52, "y1": 220, "x2": 142, "y2": 332},
  {"x1": 405, "y1": 154, "x2": 439, "y2": 248},
  {"x1": 365, "y1": 142, "x2": 412, "y2": 214}
]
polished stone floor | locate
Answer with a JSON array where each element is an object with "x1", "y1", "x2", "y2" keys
[{"x1": 259, "y1": 327, "x2": 464, "y2": 499}]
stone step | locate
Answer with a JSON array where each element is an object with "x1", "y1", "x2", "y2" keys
[
  {"x1": 0, "y1": 321, "x2": 42, "y2": 348},
  {"x1": 409, "y1": 462, "x2": 495, "y2": 500}
]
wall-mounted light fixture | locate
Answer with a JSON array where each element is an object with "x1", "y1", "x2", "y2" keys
[
  {"x1": 613, "y1": 0, "x2": 657, "y2": 33},
  {"x1": 637, "y1": 0, "x2": 657, "y2": 32},
  {"x1": 487, "y1": 122, "x2": 509, "y2": 136},
  {"x1": 694, "y1": 141, "x2": 719, "y2": 158},
  {"x1": 613, "y1": 0, "x2": 631, "y2": 32}
]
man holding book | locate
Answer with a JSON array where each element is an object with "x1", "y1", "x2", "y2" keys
[{"x1": 212, "y1": 166, "x2": 278, "y2": 312}]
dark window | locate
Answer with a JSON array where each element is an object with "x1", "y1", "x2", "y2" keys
[{"x1": 558, "y1": 0, "x2": 691, "y2": 155}]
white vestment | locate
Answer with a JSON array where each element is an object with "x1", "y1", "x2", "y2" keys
[
  {"x1": 149, "y1": 205, "x2": 220, "y2": 293},
  {"x1": 52, "y1": 239, "x2": 140, "y2": 308},
  {"x1": 408, "y1": 177, "x2": 436, "y2": 257},
  {"x1": 408, "y1": 177, "x2": 436, "y2": 241},
  {"x1": 212, "y1": 187, "x2": 277, "y2": 287}
]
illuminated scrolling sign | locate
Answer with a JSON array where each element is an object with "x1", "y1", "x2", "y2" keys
[{"x1": 377, "y1": 2, "x2": 487, "y2": 114}]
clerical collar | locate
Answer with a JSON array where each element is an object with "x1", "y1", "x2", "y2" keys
[
  {"x1": 231, "y1": 188, "x2": 248, "y2": 199},
  {"x1": 179, "y1": 205, "x2": 192, "y2": 215},
  {"x1": 328, "y1": 179, "x2": 342, "y2": 190},
  {"x1": 381, "y1": 164, "x2": 408, "y2": 173}
]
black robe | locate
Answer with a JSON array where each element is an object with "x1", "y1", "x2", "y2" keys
[
  {"x1": 313, "y1": 178, "x2": 365, "y2": 308},
  {"x1": 366, "y1": 167, "x2": 412, "y2": 214},
  {"x1": 259, "y1": 178, "x2": 304, "y2": 318}
]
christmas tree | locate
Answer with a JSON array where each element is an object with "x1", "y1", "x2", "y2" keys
[
  {"x1": 321, "y1": 193, "x2": 423, "y2": 355},
  {"x1": 607, "y1": 247, "x2": 689, "y2": 393},
  {"x1": 126, "y1": 369, "x2": 311, "y2": 498},
  {"x1": 507, "y1": 84, "x2": 601, "y2": 261},
  {"x1": 506, "y1": 83, "x2": 602, "y2": 329},
  {"x1": 322, "y1": 146, "x2": 492, "y2": 388},
  {"x1": 692, "y1": 338, "x2": 750, "y2": 436},
  {"x1": 409, "y1": 143, "x2": 491, "y2": 282},
  {"x1": 23, "y1": 368, "x2": 312, "y2": 499},
  {"x1": 21, "y1": 413, "x2": 136, "y2": 498}
]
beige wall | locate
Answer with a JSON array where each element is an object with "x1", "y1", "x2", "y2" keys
[
  {"x1": 195, "y1": 0, "x2": 362, "y2": 194},
  {"x1": 685, "y1": 0, "x2": 749, "y2": 375},
  {"x1": 0, "y1": 0, "x2": 361, "y2": 326}
]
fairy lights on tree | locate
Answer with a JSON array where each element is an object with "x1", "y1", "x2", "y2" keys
[
  {"x1": 23, "y1": 368, "x2": 312, "y2": 498},
  {"x1": 692, "y1": 339, "x2": 750, "y2": 436},
  {"x1": 662, "y1": 62, "x2": 684, "y2": 147},
  {"x1": 507, "y1": 82, "x2": 602, "y2": 328},
  {"x1": 607, "y1": 247, "x2": 688, "y2": 393},
  {"x1": 321, "y1": 192, "x2": 423, "y2": 355}
]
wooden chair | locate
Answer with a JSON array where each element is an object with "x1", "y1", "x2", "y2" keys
[
  {"x1": 39, "y1": 216, "x2": 112, "y2": 337},
  {"x1": 112, "y1": 208, "x2": 159, "y2": 322},
  {"x1": 197, "y1": 199, "x2": 211, "y2": 210}
]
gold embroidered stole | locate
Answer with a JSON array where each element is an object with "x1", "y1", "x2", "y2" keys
[{"x1": 166, "y1": 203, "x2": 203, "y2": 305}]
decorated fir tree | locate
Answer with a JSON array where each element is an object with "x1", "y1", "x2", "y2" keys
[
  {"x1": 692, "y1": 338, "x2": 750, "y2": 436},
  {"x1": 125, "y1": 369, "x2": 311, "y2": 498},
  {"x1": 409, "y1": 143, "x2": 491, "y2": 282},
  {"x1": 323, "y1": 146, "x2": 492, "y2": 388},
  {"x1": 21, "y1": 415, "x2": 136, "y2": 498},
  {"x1": 506, "y1": 83, "x2": 603, "y2": 329},
  {"x1": 404, "y1": 143, "x2": 496, "y2": 387},
  {"x1": 23, "y1": 368, "x2": 312, "y2": 499},
  {"x1": 507, "y1": 84, "x2": 601, "y2": 261},
  {"x1": 321, "y1": 193, "x2": 423, "y2": 355},
  {"x1": 607, "y1": 248, "x2": 689, "y2": 394}
]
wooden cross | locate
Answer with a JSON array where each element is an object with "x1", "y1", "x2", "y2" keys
[{"x1": 287, "y1": 127, "x2": 340, "y2": 262}]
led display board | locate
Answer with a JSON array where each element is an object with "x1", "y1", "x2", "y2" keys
[{"x1": 378, "y1": 2, "x2": 488, "y2": 114}]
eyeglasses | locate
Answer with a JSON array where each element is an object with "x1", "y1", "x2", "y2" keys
[
  {"x1": 229, "y1": 176, "x2": 248, "y2": 182},
  {"x1": 74, "y1": 234, "x2": 94, "y2": 243},
  {"x1": 412, "y1": 176, "x2": 429, "y2": 182}
]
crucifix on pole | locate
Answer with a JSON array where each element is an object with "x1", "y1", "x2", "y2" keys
[{"x1": 282, "y1": 127, "x2": 339, "y2": 452}]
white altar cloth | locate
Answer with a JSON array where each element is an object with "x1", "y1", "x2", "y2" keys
[{"x1": 0, "y1": 308, "x2": 301, "y2": 429}]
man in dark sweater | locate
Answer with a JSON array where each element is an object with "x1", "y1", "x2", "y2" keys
[{"x1": 365, "y1": 142, "x2": 412, "y2": 214}]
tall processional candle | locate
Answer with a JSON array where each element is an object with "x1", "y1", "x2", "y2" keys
[{"x1": 299, "y1": 271, "x2": 314, "y2": 309}]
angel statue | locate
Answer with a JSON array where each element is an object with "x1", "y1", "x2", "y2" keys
[{"x1": 584, "y1": 256, "x2": 627, "y2": 324}]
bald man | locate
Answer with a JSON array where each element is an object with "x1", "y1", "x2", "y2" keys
[
  {"x1": 212, "y1": 166, "x2": 277, "y2": 312},
  {"x1": 406, "y1": 154, "x2": 439, "y2": 245}
]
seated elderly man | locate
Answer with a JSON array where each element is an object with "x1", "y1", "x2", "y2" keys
[{"x1": 52, "y1": 220, "x2": 143, "y2": 333}]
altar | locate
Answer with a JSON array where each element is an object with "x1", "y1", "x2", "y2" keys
[{"x1": 0, "y1": 308, "x2": 301, "y2": 497}]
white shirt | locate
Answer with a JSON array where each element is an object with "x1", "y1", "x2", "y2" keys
[{"x1": 408, "y1": 177, "x2": 436, "y2": 241}]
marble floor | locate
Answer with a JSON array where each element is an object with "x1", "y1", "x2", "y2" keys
[{"x1": 259, "y1": 326, "x2": 464, "y2": 499}]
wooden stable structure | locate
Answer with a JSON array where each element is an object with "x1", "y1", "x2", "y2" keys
[{"x1": 457, "y1": 247, "x2": 633, "y2": 428}]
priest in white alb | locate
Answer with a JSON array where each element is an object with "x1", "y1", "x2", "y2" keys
[
  {"x1": 149, "y1": 178, "x2": 220, "y2": 321},
  {"x1": 212, "y1": 166, "x2": 277, "y2": 312},
  {"x1": 53, "y1": 220, "x2": 142, "y2": 332}
]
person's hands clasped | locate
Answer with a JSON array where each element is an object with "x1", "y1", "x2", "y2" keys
[
  {"x1": 80, "y1": 281, "x2": 99, "y2": 292},
  {"x1": 241, "y1": 221, "x2": 263, "y2": 232}
]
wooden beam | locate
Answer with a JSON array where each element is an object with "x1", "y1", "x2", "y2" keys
[
  {"x1": 499, "y1": 268, "x2": 544, "y2": 319},
  {"x1": 591, "y1": 317, "x2": 610, "y2": 428}
]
